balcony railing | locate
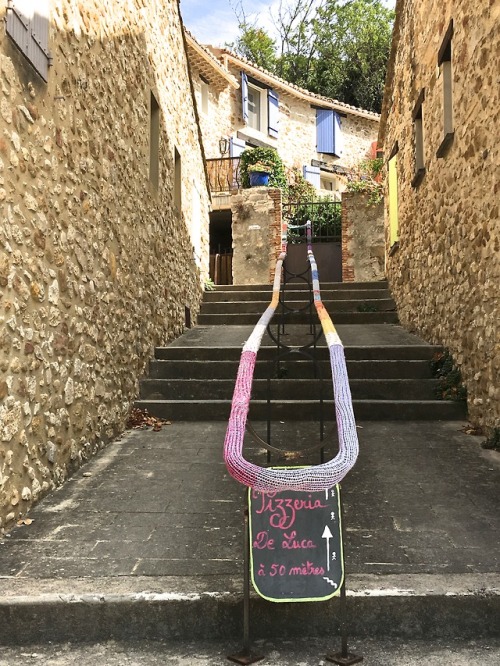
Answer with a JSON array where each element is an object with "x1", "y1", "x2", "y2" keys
[{"x1": 207, "y1": 157, "x2": 242, "y2": 193}]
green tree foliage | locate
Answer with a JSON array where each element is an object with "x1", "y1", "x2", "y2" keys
[
  {"x1": 285, "y1": 171, "x2": 341, "y2": 242},
  {"x1": 232, "y1": 25, "x2": 277, "y2": 71},
  {"x1": 313, "y1": 0, "x2": 395, "y2": 112},
  {"x1": 230, "y1": 0, "x2": 394, "y2": 113},
  {"x1": 227, "y1": 1, "x2": 277, "y2": 71}
]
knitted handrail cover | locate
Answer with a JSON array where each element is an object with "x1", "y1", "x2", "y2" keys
[{"x1": 223, "y1": 221, "x2": 359, "y2": 492}]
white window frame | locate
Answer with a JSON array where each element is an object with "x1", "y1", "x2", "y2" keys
[{"x1": 247, "y1": 82, "x2": 268, "y2": 134}]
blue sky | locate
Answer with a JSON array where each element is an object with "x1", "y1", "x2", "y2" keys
[{"x1": 180, "y1": 0, "x2": 396, "y2": 48}]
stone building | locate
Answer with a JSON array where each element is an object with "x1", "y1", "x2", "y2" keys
[
  {"x1": 186, "y1": 33, "x2": 380, "y2": 198},
  {"x1": 379, "y1": 0, "x2": 499, "y2": 433},
  {"x1": 184, "y1": 32, "x2": 381, "y2": 284},
  {"x1": 0, "y1": 0, "x2": 210, "y2": 530}
]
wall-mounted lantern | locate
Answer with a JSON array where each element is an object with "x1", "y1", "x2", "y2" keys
[{"x1": 219, "y1": 138, "x2": 229, "y2": 156}]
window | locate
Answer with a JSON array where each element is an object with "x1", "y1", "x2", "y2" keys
[
  {"x1": 174, "y1": 147, "x2": 182, "y2": 212},
  {"x1": 200, "y1": 78, "x2": 209, "y2": 115},
  {"x1": 247, "y1": 85, "x2": 261, "y2": 130},
  {"x1": 6, "y1": 0, "x2": 51, "y2": 81},
  {"x1": 316, "y1": 109, "x2": 343, "y2": 157},
  {"x1": 320, "y1": 177, "x2": 340, "y2": 194},
  {"x1": 411, "y1": 89, "x2": 425, "y2": 187},
  {"x1": 149, "y1": 92, "x2": 160, "y2": 190},
  {"x1": 437, "y1": 19, "x2": 454, "y2": 157},
  {"x1": 241, "y1": 72, "x2": 278, "y2": 138},
  {"x1": 388, "y1": 144, "x2": 399, "y2": 252}
]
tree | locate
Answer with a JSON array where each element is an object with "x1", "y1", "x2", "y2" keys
[
  {"x1": 227, "y1": 2, "x2": 277, "y2": 71},
  {"x1": 229, "y1": 0, "x2": 394, "y2": 113},
  {"x1": 272, "y1": 0, "x2": 320, "y2": 88},
  {"x1": 313, "y1": 0, "x2": 394, "y2": 112}
]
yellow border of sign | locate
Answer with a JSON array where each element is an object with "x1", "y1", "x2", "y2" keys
[{"x1": 248, "y1": 476, "x2": 345, "y2": 603}]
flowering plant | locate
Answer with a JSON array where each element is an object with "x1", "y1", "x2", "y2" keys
[{"x1": 247, "y1": 161, "x2": 273, "y2": 173}]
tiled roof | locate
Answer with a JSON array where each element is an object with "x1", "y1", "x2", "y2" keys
[
  {"x1": 215, "y1": 47, "x2": 380, "y2": 121},
  {"x1": 184, "y1": 30, "x2": 238, "y2": 91},
  {"x1": 184, "y1": 30, "x2": 379, "y2": 121}
]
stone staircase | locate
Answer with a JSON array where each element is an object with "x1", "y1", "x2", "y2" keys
[
  {"x1": 198, "y1": 281, "x2": 398, "y2": 325},
  {"x1": 136, "y1": 281, "x2": 466, "y2": 422}
]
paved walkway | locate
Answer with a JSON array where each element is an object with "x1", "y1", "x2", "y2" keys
[
  {"x1": 1, "y1": 420, "x2": 499, "y2": 589},
  {"x1": 1, "y1": 324, "x2": 499, "y2": 646}
]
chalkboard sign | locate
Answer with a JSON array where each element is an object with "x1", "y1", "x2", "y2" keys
[{"x1": 248, "y1": 483, "x2": 343, "y2": 603}]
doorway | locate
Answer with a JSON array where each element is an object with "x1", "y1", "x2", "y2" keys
[{"x1": 209, "y1": 210, "x2": 233, "y2": 285}]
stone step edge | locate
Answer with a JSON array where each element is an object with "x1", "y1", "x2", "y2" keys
[
  {"x1": 213, "y1": 282, "x2": 389, "y2": 290},
  {"x1": 136, "y1": 399, "x2": 459, "y2": 406},
  {"x1": 1, "y1": 573, "x2": 498, "y2": 601},
  {"x1": 0, "y1": 574, "x2": 498, "y2": 643}
]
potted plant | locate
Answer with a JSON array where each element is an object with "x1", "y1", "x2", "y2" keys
[
  {"x1": 247, "y1": 161, "x2": 273, "y2": 187},
  {"x1": 240, "y1": 148, "x2": 288, "y2": 191}
]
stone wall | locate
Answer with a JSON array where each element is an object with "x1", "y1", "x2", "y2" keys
[
  {"x1": 341, "y1": 193, "x2": 385, "y2": 282},
  {"x1": 231, "y1": 187, "x2": 282, "y2": 285},
  {"x1": 273, "y1": 92, "x2": 380, "y2": 173},
  {"x1": 198, "y1": 57, "x2": 379, "y2": 172},
  {"x1": 192, "y1": 72, "x2": 234, "y2": 158},
  {"x1": 380, "y1": 0, "x2": 499, "y2": 432},
  {"x1": 0, "y1": 0, "x2": 210, "y2": 531}
]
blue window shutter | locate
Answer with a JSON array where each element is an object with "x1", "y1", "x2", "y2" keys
[
  {"x1": 316, "y1": 109, "x2": 334, "y2": 153},
  {"x1": 303, "y1": 165, "x2": 321, "y2": 188},
  {"x1": 241, "y1": 72, "x2": 249, "y2": 124},
  {"x1": 268, "y1": 89, "x2": 279, "y2": 138},
  {"x1": 230, "y1": 136, "x2": 246, "y2": 157},
  {"x1": 333, "y1": 112, "x2": 343, "y2": 157}
]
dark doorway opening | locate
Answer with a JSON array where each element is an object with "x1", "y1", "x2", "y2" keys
[{"x1": 209, "y1": 210, "x2": 233, "y2": 285}]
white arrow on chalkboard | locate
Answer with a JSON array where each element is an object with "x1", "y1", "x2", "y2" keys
[{"x1": 322, "y1": 525, "x2": 333, "y2": 572}]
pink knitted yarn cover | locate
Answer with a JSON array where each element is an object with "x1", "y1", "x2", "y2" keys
[{"x1": 223, "y1": 222, "x2": 359, "y2": 492}]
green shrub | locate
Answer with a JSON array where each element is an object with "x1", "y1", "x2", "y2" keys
[
  {"x1": 284, "y1": 172, "x2": 341, "y2": 242},
  {"x1": 430, "y1": 350, "x2": 467, "y2": 401},
  {"x1": 240, "y1": 147, "x2": 288, "y2": 192}
]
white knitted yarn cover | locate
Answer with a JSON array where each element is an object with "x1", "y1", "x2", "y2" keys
[{"x1": 223, "y1": 222, "x2": 359, "y2": 491}]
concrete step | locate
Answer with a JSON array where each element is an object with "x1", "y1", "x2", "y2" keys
[
  {"x1": 149, "y1": 359, "x2": 434, "y2": 380},
  {"x1": 197, "y1": 312, "x2": 400, "y2": 325},
  {"x1": 212, "y1": 281, "x2": 389, "y2": 291},
  {"x1": 200, "y1": 298, "x2": 396, "y2": 314},
  {"x1": 140, "y1": 378, "x2": 439, "y2": 401},
  {"x1": 203, "y1": 288, "x2": 392, "y2": 302},
  {"x1": 0, "y1": 577, "x2": 498, "y2": 645},
  {"x1": 135, "y1": 398, "x2": 467, "y2": 421},
  {"x1": 154, "y1": 344, "x2": 442, "y2": 362}
]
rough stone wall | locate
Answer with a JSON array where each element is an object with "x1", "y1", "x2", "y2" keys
[
  {"x1": 279, "y1": 94, "x2": 379, "y2": 172},
  {"x1": 191, "y1": 71, "x2": 234, "y2": 158},
  {"x1": 342, "y1": 193, "x2": 385, "y2": 282},
  {"x1": 231, "y1": 187, "x2": 281, "y2": 285},
  {"x1": 0, "y1": 0, "x2": 210, "y2": 531},
  {"x1": 381, "y1": 0, "x2": 499, "y2": 432}
]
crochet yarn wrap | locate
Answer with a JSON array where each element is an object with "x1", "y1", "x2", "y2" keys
[{"x1": 223, "y1": 221, "x2": 359, "y2": 492}]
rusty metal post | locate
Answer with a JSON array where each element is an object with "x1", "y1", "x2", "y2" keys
[
  {"x1": 227, "y1": 500, "x2": 264, "y2": 665},
  {"x1": 326, "y1": 486, "x2": 363, "y2": 665}
]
